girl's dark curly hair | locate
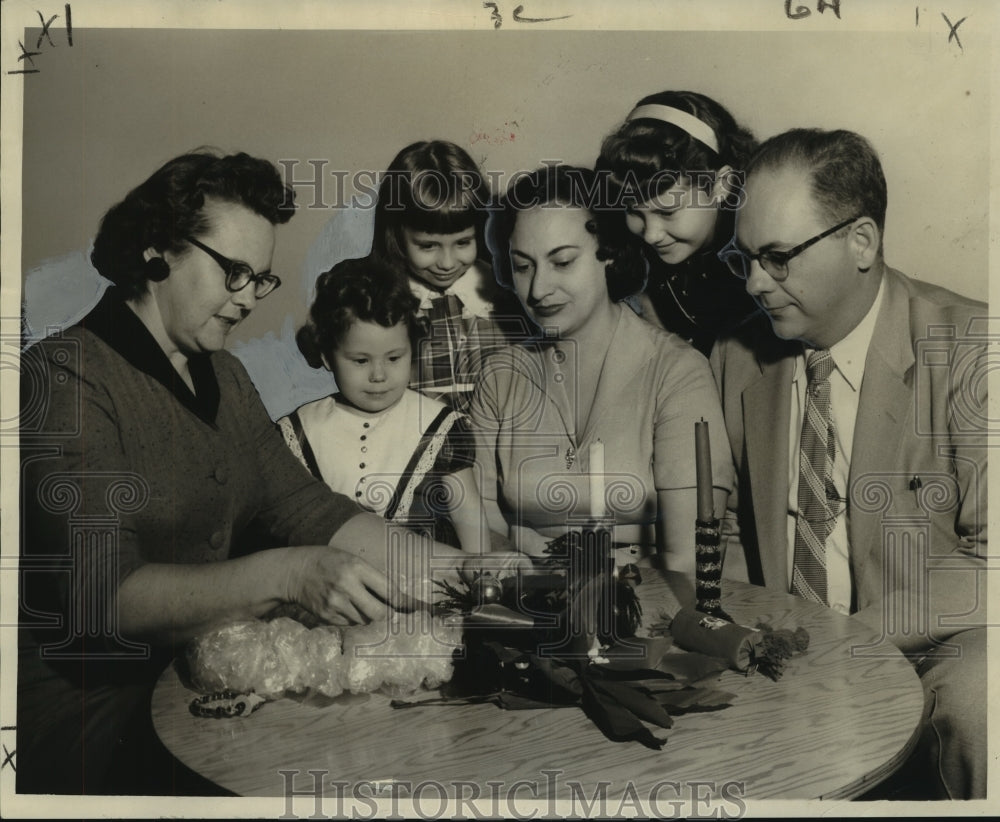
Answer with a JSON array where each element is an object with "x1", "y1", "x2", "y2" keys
[
  {"x1": 296, "y1": 256, "x2": 420, "y2": 370},
  {"x1": 90, "y1": 148, "x2": 295, "y2": 300},
  {"x1": 485, "y1": 164, "x2": 647, "y2": 302},
  {"x1": 596, "y1": 90, "x2": 757, "y2": 207}
]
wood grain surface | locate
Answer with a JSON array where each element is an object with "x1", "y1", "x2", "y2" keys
[{"x1": 152, "y1": 570, "x2": 924, "y2": 800}]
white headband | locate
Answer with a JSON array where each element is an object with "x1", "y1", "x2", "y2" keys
[{"x1": 626, "y1": 104, "x2": 720, "y2": 154}]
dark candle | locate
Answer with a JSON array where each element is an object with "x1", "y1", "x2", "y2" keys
[{"x1": 695, "y1": 419, "x2": 714, "y2": 521}]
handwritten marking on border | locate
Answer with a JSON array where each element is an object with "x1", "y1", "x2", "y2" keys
[
  {"x1": 7, "y1": 5, "x2": 73, "y2": 75},
  {"x1": 942, "y1": 12, "x2": 967, "y2": 50},
  {"x1": 483, "y1": 2, "x2": 571, "y2": 29},
  {"x1": 785, "y1": 0, "x2": 843, "y2": 20},
  {"x1": 512, "y1": 5, "x2": 572, "y2": 23}
]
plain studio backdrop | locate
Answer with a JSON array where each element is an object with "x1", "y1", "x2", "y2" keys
[{"x1": 15, "y1": 25, "x2": 990, "y2": 417}]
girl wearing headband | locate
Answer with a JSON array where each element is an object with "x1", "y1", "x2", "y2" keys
[{"x1": 596, "y1": 90, "x2": 758, "y2": 355}]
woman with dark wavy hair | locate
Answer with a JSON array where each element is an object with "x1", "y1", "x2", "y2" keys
[
  {"x1": 596, "y1": 90, "x2": 759, "y2": 354},
  {"x1": 18, "y1": 149, "x2": 512, "y2": 795},
  {"x1": 471, "y1": 164, "x2": 733, "y2": 563}
]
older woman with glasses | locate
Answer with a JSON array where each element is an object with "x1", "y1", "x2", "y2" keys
[{"x1": 18, "y1": 150, "x2": 505, "y2": 795}]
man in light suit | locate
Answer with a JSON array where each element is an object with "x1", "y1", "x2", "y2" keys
[{"x1": 712, "y1": 129, "x2": 987, "y2": 798}]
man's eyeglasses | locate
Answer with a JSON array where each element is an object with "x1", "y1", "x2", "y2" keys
[
  {"x1": 185, "y1": 236, "x2": 281, "y2": 298},
  {"x1": 717, "y1": 215, "x2": 862, "y2": 282}
]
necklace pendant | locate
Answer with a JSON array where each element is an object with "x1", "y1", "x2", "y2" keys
[{"x1": 565, "y1": 445, "x2": 576, "y2": 470}]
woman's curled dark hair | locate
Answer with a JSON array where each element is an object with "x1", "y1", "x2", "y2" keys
[
  {"x1": 486, "y1": 164, "x2": 647, "y2": 301},
  {"x1": 296, "y1": 256, "x2": 420, "y2": 369},
  {"x1": 90, "y1": 148, "x2": 295, "y2": 300}
]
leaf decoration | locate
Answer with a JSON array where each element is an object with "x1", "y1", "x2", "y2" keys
[
  {"x1": 415, "y1": 535, "x2": 810, "y2": 748},
  {"x1": 750, "y1": 622, "x2": 811, "y2": 680},
  {"x1": 652, "y1": 686, "x2": 737, "y2": 713},
  {"x1": 585, "y1": 675, "x2": 675, "y2": 730},
  {"x1": 579, "y1": 675, "x2": 669, "y2": 750}
]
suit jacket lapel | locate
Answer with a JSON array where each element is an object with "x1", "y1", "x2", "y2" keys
[
  {"x1": 847, "y1": 270, "x2": 915, "y2": 580},
  {"x1": 743, "y1": 354, "x2": 795, "y2": 590}
]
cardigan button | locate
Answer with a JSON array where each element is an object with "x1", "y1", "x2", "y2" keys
[
  {"x1": 209, "y1": 531, "x2": 226, "y2": 550},
  {"x1": 214, "y1": 465, "x2": 229, "y2": 484}
]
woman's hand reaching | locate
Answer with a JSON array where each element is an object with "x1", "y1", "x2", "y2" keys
[
  {"x1": 459, "y1": 550, "x2": 535, "y2": 584},
  {"x1": 510, "y1": 524, "x2": 554, "y2": 558},
  {"x1": 284, "y1": 546, "x2": 399, "y2": 626}
]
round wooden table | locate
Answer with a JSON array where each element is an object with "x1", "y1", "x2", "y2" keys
[{"x1": 152, "y1": 570, "x2": 924, "y2": 805}]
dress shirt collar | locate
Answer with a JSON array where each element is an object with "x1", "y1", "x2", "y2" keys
[
  {"x1": 795, "y1": 277, "x2": 886, "y2": 391},
  {"x1": 82, "y1": 287, "x2": 221, "y2": 425}
]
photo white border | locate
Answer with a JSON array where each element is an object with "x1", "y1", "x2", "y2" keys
[{"x1": 1, "y1": 0, "x2": 996, "y2": 818}]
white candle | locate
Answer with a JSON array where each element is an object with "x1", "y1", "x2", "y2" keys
[{"x1": 589, "y1": 439, "x2": 606, "y2": 519}]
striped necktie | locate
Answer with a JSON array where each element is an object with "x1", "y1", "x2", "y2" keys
[{"x1": 791, "y1": 349, "x2": 837, "y2": 605}]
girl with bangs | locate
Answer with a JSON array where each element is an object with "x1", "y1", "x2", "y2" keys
[
  {"x1": 372, "y1": 140, "x2": 524, "y2": 412},
  {"x1": 596, "y1": 90, "x2": 759, "y2": 355}
]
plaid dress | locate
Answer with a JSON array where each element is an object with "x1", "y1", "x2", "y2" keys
[{"x1": 409, "y1": 261, "x2": 527, "y2": 412}]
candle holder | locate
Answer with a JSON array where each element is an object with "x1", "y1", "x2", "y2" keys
[
  {"x1": 535, "y1": 516, "x2": 616, "y2": 658},
  {"x1": 576, "y1": 516, "x2": 616, "y2": 570},
  {"x1": 695, "y1": 516, "x2": 731, "y2": 621}
]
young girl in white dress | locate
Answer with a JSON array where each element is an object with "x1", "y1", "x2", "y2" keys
[
  {"x1": 372, "y1": 140, "x2": 526, "y2": 412},
  {"x1": 279, "y1": 256, "x2": 491, "y2": 552}
]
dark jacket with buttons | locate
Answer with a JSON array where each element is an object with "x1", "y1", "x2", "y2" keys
[
  {"x1": 17, "y1": 288, "x2": 361, "y2": 793},
  {"x1": 641, "y1": 251, "x2": 758, "y2": 356}
]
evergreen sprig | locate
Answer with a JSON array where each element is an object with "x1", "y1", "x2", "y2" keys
[{"x1": 750, "y1": 622, "x2": 811, "y2": 680}]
